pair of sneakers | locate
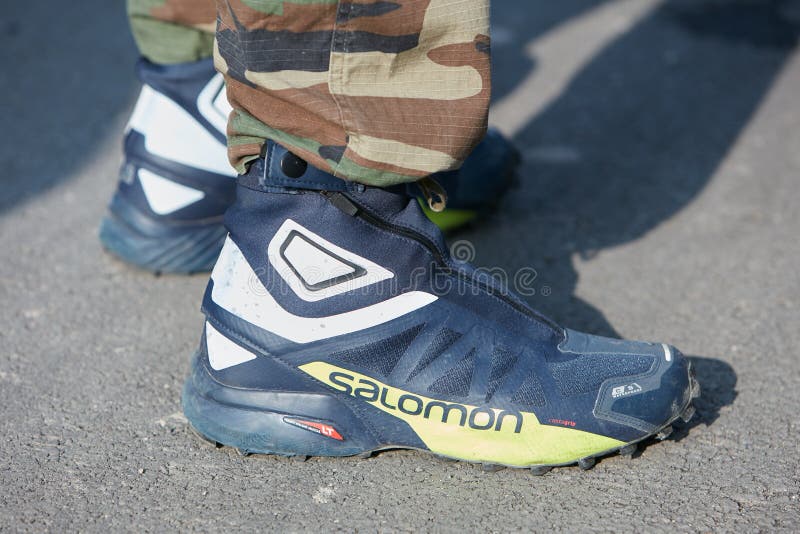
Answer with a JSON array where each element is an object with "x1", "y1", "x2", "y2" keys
[
  {"x1": 100, "y1": 58, "x2": 518, "y2": 274},
  {"x1": 101, "y1": 58, "x2": 698, "y2": 472}
]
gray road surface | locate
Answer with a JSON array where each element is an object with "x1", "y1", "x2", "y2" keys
[{"x1": 1, "y1": 0, "x2": 799, "y2": 531}]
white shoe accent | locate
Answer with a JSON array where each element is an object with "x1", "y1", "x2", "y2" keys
[
  {"x1": 127, "y1": 85, "x2": 236, "y2": 177},
  {"x1": 268, "y1": 219, "x2": 393, "y2": 302},
  {"x1": 196, "y1": 73, "x2": 232, "y2": 136},
  {"x1": 283, "y1": 236, "x2": 356, "y2": 286},
  {"x1": 205, "y1": 321, "x2": 256, "y2": 370},
  {"x1": 661, "y1": 343, "x2": 672, "y2": 362},
  {"x1": 138, "y1": 168, "x2": 205, "y2": 215},
  {"x1": 211, "y1": 237, "x2": 437, "y2": 344}
]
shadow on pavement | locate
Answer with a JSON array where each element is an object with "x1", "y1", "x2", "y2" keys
[
  {"x1": 0, "y1": 0, "x2": 138, "y2": 214},
  {"x1": 683, "y1": 355, "x2": 738, "y2": 430},
  {"x1": 490, "y1": 0, "x2": 605, "y2": 104},
  {"x1": 479, "y1": 0, "x2": 798, "y2": 338}
]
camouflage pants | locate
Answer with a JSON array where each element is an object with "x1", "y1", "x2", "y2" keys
[{"x1": 128, "y1": 0, "x2": 491, "y2": 186}]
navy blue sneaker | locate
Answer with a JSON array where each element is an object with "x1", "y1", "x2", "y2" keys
[
  {"x1": 99, "y1": 59, "x2": 519, "y2": 273},
  {"x1": 181, "y1": 142, "x2": 699, "y2": 471},
  {"x1": 99, "y1": 58, "x2": 237, "y2": 273}
]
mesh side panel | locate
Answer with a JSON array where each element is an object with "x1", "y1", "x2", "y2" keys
[
  {"x1": 407, "y1": 328, "x2": 462, "y2": 381},
  {"x1": 548, "y1": 354, "x2": 655, "y2": 397},
  {"x1": 428, "y1": 349, "x2": 476, "y2": 397},
  {"x1": 485, "y1": 346, "x2": 519, "y2": 401},
  {"x1": 511, "y1": 375, "x2": 547, "y2": 407},
  {"x1": 331, "y1": 324, "x2": 424, "y2": 378}
]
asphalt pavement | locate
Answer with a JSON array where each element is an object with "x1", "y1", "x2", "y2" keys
[{"x1": 1, "y1": 0, "x2": 799, "y2": 531}]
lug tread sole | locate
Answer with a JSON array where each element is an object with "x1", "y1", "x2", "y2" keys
[
  {"x1": 99, "y1": 213, "x2": 226, "y2": 274},
  {"x1": 187, "y1": 372, "x2": 700, "y2": 475}
]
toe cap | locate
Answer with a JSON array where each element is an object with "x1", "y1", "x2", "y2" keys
[{"x1": 559, "y1": 330, "x2": 693, "y2": 435}]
